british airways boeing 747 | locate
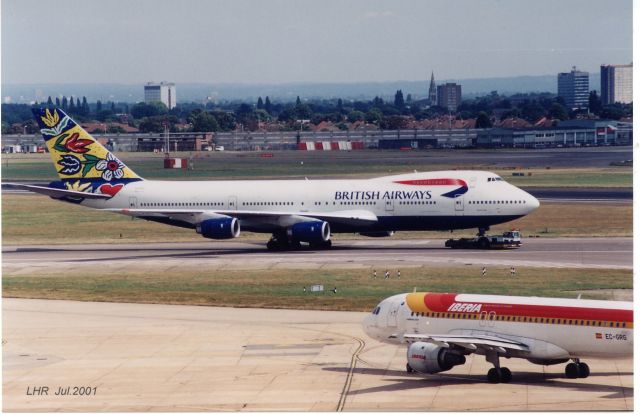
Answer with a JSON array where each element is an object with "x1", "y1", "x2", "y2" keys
[{"x1": 9, "y1": 108, "x2": 539, "y2": 250}]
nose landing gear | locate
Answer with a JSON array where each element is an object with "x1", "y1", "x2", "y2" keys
[{"x1": 477, "y1": 227, "x2": 489, "y2": 237}]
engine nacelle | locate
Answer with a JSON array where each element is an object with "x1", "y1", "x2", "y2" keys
[
  {"x1": 359, "y1": 231, "x2": 395, "y2": 238},
  {"x1": 197, "y1": 217, "x2": 240, "y2": 239},
  {"x1": 407, "y1": 342, "x2": 466, "y2": 374},
  {"x1": 289, "y1": 221, "x2": 330, "y2": 243}
]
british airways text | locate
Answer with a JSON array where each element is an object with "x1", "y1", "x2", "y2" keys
[{"x1": 334, "y1": 190, "x2": 432, "y2": 200}]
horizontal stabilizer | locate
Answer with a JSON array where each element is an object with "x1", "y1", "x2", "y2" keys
[{"x1": 5, "y1": 183, "x2": 111, "y2": 199}]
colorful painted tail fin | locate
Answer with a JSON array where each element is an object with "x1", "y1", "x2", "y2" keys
[{"x1": 33, "y1": 108, "x2": 142, "y2": 192}]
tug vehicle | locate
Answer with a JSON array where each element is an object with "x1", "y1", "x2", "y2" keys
[{"x1": 445, "y1": 230, "x2": 522, "y2": 249}]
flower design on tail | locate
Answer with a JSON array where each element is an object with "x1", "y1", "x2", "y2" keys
[
  {"x1": 57, "y1": 155, "x2": 82, "y2": 175},
  {"x1": 53, "y1": 132, "x2": 92, "y2": 154},
  {"x1": 94, "y1": 153, "x2": 125, "y2": 181}
]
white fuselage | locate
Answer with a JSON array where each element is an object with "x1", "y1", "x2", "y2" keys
[
  {"x1": 363, "y1": 293, "x2": 633, "y2": 361},
  {"x1": 80, "y1": 170, "x2": 539, "y2": 233}
]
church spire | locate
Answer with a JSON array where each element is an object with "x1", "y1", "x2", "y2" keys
[{"x1": 428, "y1": 71, "x2": 437, "y2": 106}]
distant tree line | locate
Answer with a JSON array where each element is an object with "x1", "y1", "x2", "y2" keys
[{"x1": 1, "y1": 90, "x2": 633, "y2": 135}]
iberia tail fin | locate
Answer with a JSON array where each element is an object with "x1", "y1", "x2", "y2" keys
[{"x1": 32, "y1": 108, "x2": 142, "y2": 196}]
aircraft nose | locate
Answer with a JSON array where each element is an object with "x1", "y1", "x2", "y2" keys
[
  {"x1": 529, "y1": 194, "x2": 540, "y2": 210},
  {"x1": 518, "y1": 187, "x2": 540, "y2": 213},
  {"x1": 525, "y1": 191, "x2": 540, "y2": 211},
  {"x1": 362, "y1": 314, "x2": 375, "y2": 337}
]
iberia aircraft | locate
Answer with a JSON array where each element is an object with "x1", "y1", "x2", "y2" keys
[
  {"x1": 12, "y1": 108, "x2": 539, "y2": 250},
  {"x1": 363, "y1": 292, "x2": 632, "y2": 383}
]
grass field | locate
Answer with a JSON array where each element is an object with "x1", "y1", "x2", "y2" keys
[
  {"x1": 1, "y1": 193, "x2": 632, "y2": 245},
  {"x1": 501, "y1": 168, "x2": 631, "y2": 187},
  {"x1": 2, "y1": 266, "x2": 632, "y2": 311},
  {"x1": 1, "y1": 152, "x2": 632, "y2": 186}
]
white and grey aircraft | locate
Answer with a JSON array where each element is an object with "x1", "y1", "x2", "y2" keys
[{"x1": 10, "y1": 108, "x2": 539, "y2": 250}]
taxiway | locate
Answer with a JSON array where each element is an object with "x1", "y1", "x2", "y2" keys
[
  {"x1": 3, "y1": 298, "x2": 632, "y2": 411},
  {"x1": 3, "y1": 237, "x2": 632, "y2": 273}
]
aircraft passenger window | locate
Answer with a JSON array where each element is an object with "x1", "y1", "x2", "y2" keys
[{"x1": 623, "y1": 323, "x2": 626, "y2": 327}]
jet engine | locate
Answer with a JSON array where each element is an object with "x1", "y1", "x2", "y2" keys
[
  {"x1": 406, "y1": 342, "x2": 466, "y2": 374},
  {"x1": 196, "y1": 217, "x2": 240, "y2": 239},
  {"x1": 289, "y1": 221, "x2": 330, "y2": 243},
  {"x1": 359, "y1": 231, "x2": 395, "y2": 238}
]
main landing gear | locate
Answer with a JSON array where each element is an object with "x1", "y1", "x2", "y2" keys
[
  {"x1": 266, "y1": 231, "x2": 332, "y2": 251},
  {"x1": 564, "y1": 359, "x2": 590, "y2": 379},
  {"x1": 266, "y1": 232, "x2": 299, "y2": 251},
  {"x1": 486, "y1": 351, "x2": 512, "y2": 383}
]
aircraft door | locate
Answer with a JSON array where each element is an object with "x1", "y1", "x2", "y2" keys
[
  {"x1": 488, "y1": 311, "x2": 496, "y2": 327},
  {"x1": 454, "y1": 195, "x2": 464, "y2": 214},
  {"x1": 129, "y1": 197, "x2": 138, "y2": 208},
  {"x1": 479, "y1": 311, "x2": 487, "y2": 327},
  {"x1": 479, "y1": 311, "x2": 496, "y2": 328},
  {"x1": 387, "y1": 302, "x2": 400, "y2": 327},
  {"x1": 385, "y1": 198, "x2": 394, "y2": 213},
  {"x1": 228, "y1": 196, "x2": 237, "y2": 210}
]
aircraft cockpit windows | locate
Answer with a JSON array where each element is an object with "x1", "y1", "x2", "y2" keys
[
  {"x1": 487, "y1": 176, "x2": 504, "y2": 182},
  {"x1": 372, "y1": 306, "x2": 381, "y2": 315}
]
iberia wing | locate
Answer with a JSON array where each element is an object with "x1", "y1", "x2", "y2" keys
[{"x1": 402, "y1": 333, "x2": 530, "y2": 353}]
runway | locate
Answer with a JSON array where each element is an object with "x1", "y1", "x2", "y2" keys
[
  {"x1": 3, "y1": 237, "x2": 633, "y2": 272},
  {"x1": 3, "y1": 298, "x2": 632, "y2": 411}
]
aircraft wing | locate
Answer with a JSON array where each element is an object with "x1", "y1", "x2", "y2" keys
[
  {"x1": 103, "y1": 208, "x2": 378, "y2": 227},
  {"x1": 402, "y1": 333, "x2": 530, "y2": 353},
  {"x1": 4, "y1": 183, "x2": 112, "y2": 200}
]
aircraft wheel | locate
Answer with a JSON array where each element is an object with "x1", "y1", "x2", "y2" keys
[
  {"x1": 406, "y1": 363, "x2": 414, "y2": 373},
  {"x1": 266, "y1": 239, "x2": 277, "y2": 250},
  {"x1": 487, "y1": 367, "x2": 501, "y2": 383},
  {"x1": 564, "y1": 362, "x2": 579, "y2": 379},
  {"x1": 499, "y1": 367, "x2": 512, "y2": 383},
  {"x1": 290, "y1": 240, "x2": 301, "y2": 249},
  {"x1": 310, "y1": 240, "x2": 332, "y2": 250},
  {"x1": 578, "y1": 362, "x2": 590, "y2": 378}
]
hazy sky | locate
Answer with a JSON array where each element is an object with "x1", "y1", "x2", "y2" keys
[{"x1": 1, "y1": 0, "x2": 633, "y2": 84}]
